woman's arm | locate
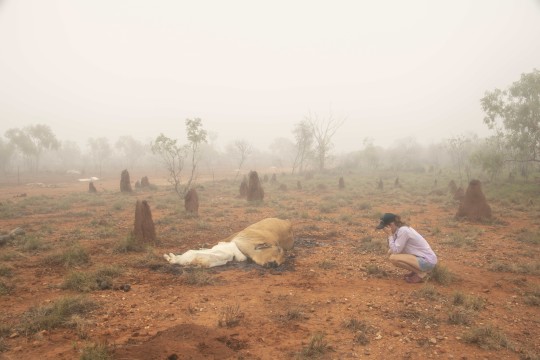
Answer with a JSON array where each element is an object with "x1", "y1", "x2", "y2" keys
[{"x1": 388, "y1": 228, "x2": 408, "y2": 254}]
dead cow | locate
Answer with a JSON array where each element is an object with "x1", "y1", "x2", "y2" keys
[{"x1": 163, "y1": 218, "x2": 294, "y2": 268}]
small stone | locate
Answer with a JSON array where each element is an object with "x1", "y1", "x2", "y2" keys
[
  {"x1": 393, "y1": 331, "x2": 402, "y2": 337},
  {"x1": 429, "y1": 338, "x2": 437, "y2": 344},
  {"x1": 9, "y1": 332, "x2": 19, "y2": 339}
]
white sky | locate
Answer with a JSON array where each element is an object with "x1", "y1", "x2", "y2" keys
[{"x1": 1, "y1": 0, "x2": 539, "y2": 153}]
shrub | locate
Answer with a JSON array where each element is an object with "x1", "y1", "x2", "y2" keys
[
  {"x1": 524, "y1": 286, "x2": 540, "y2": 307},
  {"x1": 44, "y1": 244, "x2": 90, "y2": 267},
  {"x1": 365, "y1": 264, "x2": 388, "y2": 278},
  {"x1": 183, "y1": 268, "x2": 215, "y2": 286},
  {"x1": 300, "y1": 332, "x2": 330, "y2": 358},
  {"x1": 414, "y1": 284, "x2": 439, "y2": 300},
  {"x1": 342, "y1": 318, "x2": 370, "y2": 332},
  {"x1": 428, "y1": 264, "x2": 454, "y2": 285},
  {"x1": 0, "y1": 281, "x2": 14, "y2": 296},
  {"x1": 114, "y1": 234, "x2": 144, "y2": 253},
  {"x1": 285, "y1": 308, "x2": 304, "y2": 321},
  {"x1": 517, "y1": 231, "x2": 540, "y2": 245},
  {"x1": 447, "y1": 309, "x2": 473, "y2": 325},
  {"x1": 463, "y1": 325, "x2": 513, "y2": 350},
  {"x1": 218, "y1": 304, "x2": 242, "y2": 328},
  {"x1": 80, "y1": 343, "x2": 112, "y2": 360},
  {"x1": 62, "y1": 271, "x2": 96, "y2": 292},
  {"x1": 62, "y1": 266, "x2": 123, "y2": 293},
  {"x1": 442, "y1": 234, "x2": 476, "y2": 248},
  {"x1": 355, "y1": 236, "x2": 386, "y2": 255},
  {"x1": 452, "y1": 291, "x2": 465, "y2": 305},
  {"x1": 20, "y1": 296, "x2": 98, "y2": 335},
  {"x1": 0, "y1": 266, "x2": 13, "y2": 277},
  {"x1": 317, "y1": 260, "x2": 336, "y2": 270},
  {"x1": 21, "y1": 235, "x2": 49, "y2": 251}
]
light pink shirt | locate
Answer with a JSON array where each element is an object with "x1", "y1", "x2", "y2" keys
[{"x1": 388, "y1": 226, "x2": 437, "y2": 265}]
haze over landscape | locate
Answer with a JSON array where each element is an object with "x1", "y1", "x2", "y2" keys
[{"x1": 1, "y1": 0, "x2": 539, "y2": 152}]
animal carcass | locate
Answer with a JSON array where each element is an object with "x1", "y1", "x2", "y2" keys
[{"x1": 164, "y1": 218, "x2": 294, "y2": 268}]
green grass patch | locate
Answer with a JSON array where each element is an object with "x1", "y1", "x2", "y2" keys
[
  {"x1": 300, "y1": 332, "x2": 331, "y2": 358},
  {"x1": 95, "y1": 227, "x2": 116, "y2": 239},
  {"x1": 442, "y1": 233, "x2": 476, "y2": 248},
  {"x1": 462, "y1": 325, "x2": 513, "y2": 350},
  {"x1": 196, "y1": 220, "x2": 211, "y2": 230},
  {"x1": 285, "y1": 308, "x2": 304, "y2": 321},
  {"x1": 20, "y1": 296, "x2": 99, "y2": 335},
  {"x1": 62, "y1": 266, "x2": 123, "y2": 292},
  {"x1": 447, "y1": 308, "x2": 473, "y2": 325},
  {"x1": 414, "y1": 284, "x2": 439, "y2": 300},
  {"x1": 62, "y1": 271, "x2": 97, "y2": 292},
  {"x1": 44, "y1": 244, "x2": 91, "y2": 267},
  {"x1": 343, "y1": 318, "x2": 373, "y2": 346},
  {"x1": 428, "y1": 264, "x2": 455, "y2": 285},
  {"x1": 365, "y1": 264, "x2": 388, "y2": 278},
  {"x1": 490, "y1": 261, "x2": 540, "y2": 275},
  {"x1": 0, "y1": 281, "x2": 14, "y2": 296},
  {"x1": 355, "y1": 236, "x2": 386, "y2": 255},
  {"x1": 114, "y1": 234, "x2": 145, "y2": 253},
  {"x1": 317, "y1": 260, "x2": 336, "y2": 270},
  {"x1": 182, "y1": 268, "x2": 216, "y2": 286},
  {"x1": 318, "y1": 203, "x2": 336, "y2": 214},
  {"x1": 80, "y1": 342, "x2": 113, "y2": 360},
  {"x1": 217, "y1": 304, "x2": 242, "y2": 328},
  {"x1": 524, "y1": 286, "x2": 540, "y2": 307},
  {"x1": 0, "y1": 251, "x2": 22, "y2": 261},
  {"x1": 0, "y1": 266, "x2": 13, "y2": 277},
  {"x1": 517, "y1": 231, "x2": 540, "y2": 245},
  {"x1": 18, "y1": 235, "x2": 49, "y2": 252}
]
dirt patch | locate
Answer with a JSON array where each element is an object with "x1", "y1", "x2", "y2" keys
[
  {"x1": 112, "y1": 324, "x2": 239, "y2": 360},
  {"x1": 0, "y1": 173, "x2": 538, "y2": 359}
]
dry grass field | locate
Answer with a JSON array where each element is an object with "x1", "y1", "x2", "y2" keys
[{"x1": 0, "y1": 171, "x2": 539, "y2": 359}]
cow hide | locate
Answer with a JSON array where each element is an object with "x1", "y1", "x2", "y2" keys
[{"x1": 164, "y1": 218, "x2": 294, "y2": 268}]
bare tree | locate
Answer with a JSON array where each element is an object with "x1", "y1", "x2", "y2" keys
[
  {"x1": 185, "y1": 118, "x2": 207, "y2": 191},
  {"x1": 445, "y1": 135, "x2": 474, "y2": 185},
  {"x1": 115, "y1": 136, "x2": 146, "y2": 170},
  {"x1": 0, "y1": 137, "x2": 15, "y2": 174},
  {"x1": 5, "y1": 124, "x2": 60, "y2": 173},
  {"x1": 269, "y1": 137, "x2": 296, "y2": 169},
  {"x1": 87, "y1": 137, "x2": 111, "y2": 178},
  {"x1": 151, "y1": 133, "x2": 188, "y2": 198},
  {"x1": 229, "y1": 140, "x2": 252, "y2": 180},
  {"x1": 305, "y1": 113, "x2": 345, "y2": 172},
  {"x1": 292, "y1": 121, "x2": 314, "y2": 174}
]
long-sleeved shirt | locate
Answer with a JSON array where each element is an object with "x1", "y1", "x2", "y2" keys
[{"x1": 388, "y1": 226, "x2": 437, "y2": 265}]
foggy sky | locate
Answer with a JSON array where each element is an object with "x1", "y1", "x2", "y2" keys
[{"x1": 1, "y1": 0, "x2": 539, "y2": 153}]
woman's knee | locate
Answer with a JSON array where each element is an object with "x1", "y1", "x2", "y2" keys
[{"x1": 388, "y1": 254, "x2": 400, "y2": 266}]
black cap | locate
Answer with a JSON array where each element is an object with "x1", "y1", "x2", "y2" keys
[{"x1": 376, "y1": 213, "x2": 396, "y2": 229}]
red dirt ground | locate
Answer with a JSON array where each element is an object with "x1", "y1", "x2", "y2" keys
[{"x1": 0, "y1": 173, "x2": 538, "y2": 360}]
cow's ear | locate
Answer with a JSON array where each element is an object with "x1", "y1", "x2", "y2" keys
[{"x1": 254, "y1": 243, "x2": 272, "y2": 250}]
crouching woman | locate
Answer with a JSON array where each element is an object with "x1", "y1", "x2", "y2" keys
[{"x1": 376, "y1": 213, "x2": 437, "y2": 283}]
